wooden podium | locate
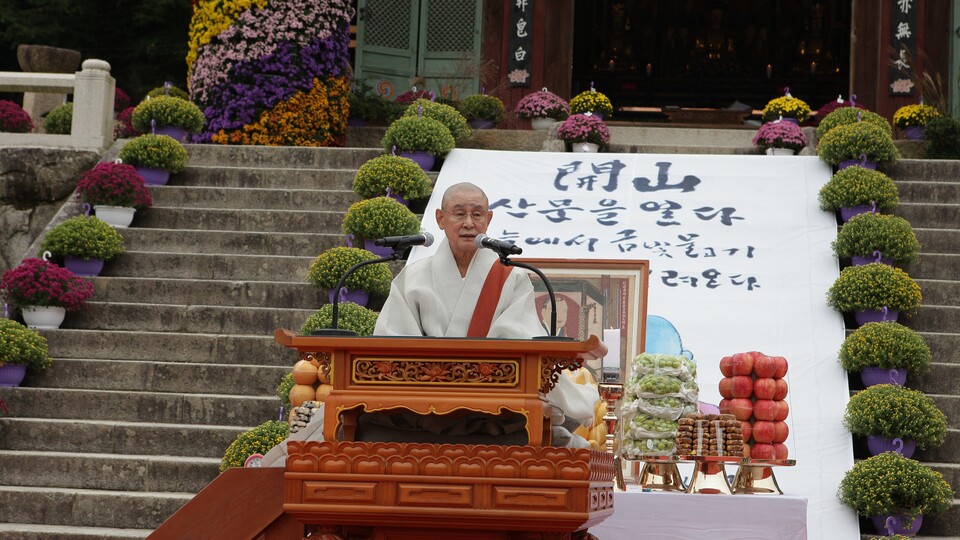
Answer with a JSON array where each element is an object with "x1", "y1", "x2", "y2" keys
[{"x1": 274, "y1": 330, "x2": 616, "y2": 540}]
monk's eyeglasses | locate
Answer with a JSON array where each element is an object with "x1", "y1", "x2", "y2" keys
[{"x1": 444, "y1": 209, "x2": 488, "y2": 223}]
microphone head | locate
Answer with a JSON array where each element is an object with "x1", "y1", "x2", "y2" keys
[
  {"x1": 474, "y1": 234, "x2": 488, "y2": 249},
  {"x1": 422, "y1": 231, "x2": 435, "y2": 247}
]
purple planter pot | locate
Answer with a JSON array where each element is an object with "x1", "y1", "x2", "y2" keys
[
  {"x1": 837, "y1": 158, "x2": 878, "y2": 170},
  {"x1": 154, "y1": 125, "x2": 188, "y2": 143},
  {"x1": 839, "y1": 205, "x2": 875, "y2": 222},
  {"x1": 136, "y1": 167, "x2": 171, "y2": 186},
  {"x1": 851, "y1": 254, "x2": 893, "y2": 266},
  {"x1": 0, "y1": 364, "x2": 27, "y2": 387},
  {"x1": 468, "y1": 118, "x2": 495, "y2": 130},
  {"x1": 363, "y1": 239, "x2": 394, "y2": 258},
  {"x1": 860, "y1": 367, "x2": 908, "y2": 387},
  {"x1": 398, "y1": 151, "x2": 435, "y2": 172},
  {"x1": 871, "y1": 514, "x2": 922, "y2": 536},
  {"x1": 866, "y1": 435, "x2": 917, "y2": 458},
  {"x1": 780, "y1": 117, "x2": 800, "y2": 125},
  {"x1": 63, "y1": 256, "x2": 104, "y2": 277},
  {"x1": 904, "y1": 126, "x2": 925, "y2": 141},
  {"x1": 327, "y1": 287, "x2": 370, "y2": 307},
  {"x1": 854, "y1": 308, "x2": 899, "y2": 326}
]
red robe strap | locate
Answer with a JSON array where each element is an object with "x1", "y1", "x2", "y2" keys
[{"x1": 466, "y1": 259, "x2": 512, "y2": 338}]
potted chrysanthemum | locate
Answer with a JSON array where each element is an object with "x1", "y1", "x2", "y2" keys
[
  {"x1": 569, "y1": 88, "x2": 614, "y2": 119},
  {"x1": 132, "y1": 96, "x2": 206, "y2": 143},
  {"x1": 403, "y1": 99, "x2": 471, "y2": 145},
  {"x1": 556, "y1": 113, "x2": 610, "y2": 153},
  {"x1": 752, "y1": 120, "x2": 808, "y2": 155},
  {"x1": 826, "y1": 263, "x2": 922, "y2": 326},
  {"x1": 352, "y1": 154, "x2": 433, "y2": 204},
  {"x1": 306, "y1": 247, "x2": 393, "y2": 307},
  {"x1": 0, "y1": 318, "x2": 51, "y2": 387},
  {"x1": 40, "y1": 215, "x2": 125, "y2": 277},
  {"x1": 458, "y1": 94, "x2": 507, "y2": 129},
  {"x1": 844, "y1": 384, "x2": 947, "y2": 458},
  {"x1": 219, "y1": 420, "x2": 289, "y2": 471},
  {"x1": 0, "y1": 258, "x2": 94, "y2": 329},
  {"x1": 839, "y1": 321, "x2": 931, "y2": 387},
  {"x1": 0, "y1": 99, "x2": 33, "y2": 133},
  {"x1": 893, "y1": 103, "x2": 942, "y2": 140},
  {"x1": 380, "y1": 115, "x2": 455, "y2": 172},
  {"x1": 832, "y1": 213, "x2": 919, "y2": 267},
  {"x1": 761, "y1": 93, "x2": 811, "y2": 123},
  {"x1": 818, "y1": 166, "x2": 900, "y2": 222},
  {"x1": 76, "y1": 162, "x2": 153, "y2": 228},
  {"x1": 117, "y1": 134, "x2": 189, "y2": 186},
  {"x1": 817, "y1": 121, "x2": 900, "y2": 170},
  {"x1": 816, "y1": 106, "x2": 892, "y2": 140},
  {"x1": 44, "y1": 102, "x2": 73, "y2": 135},
  {"x1": 342, "y1": 196, "x2": 422, "y2": 256},
  {"x1": 514, "y1": 87, "x2": 570, "y2": 130},
  {"x1": 301, "y1": 302, "x2": 379, "y2": 337}
]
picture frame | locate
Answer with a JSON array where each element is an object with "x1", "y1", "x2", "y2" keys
[{"x1": 514, "y1": 258, "x2": 649, "y2": 382}]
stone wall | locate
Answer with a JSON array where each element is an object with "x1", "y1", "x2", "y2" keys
[{"x1": 0, "y1": 148, "x2": 99, "y2": 274}]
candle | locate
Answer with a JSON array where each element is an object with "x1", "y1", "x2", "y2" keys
[
  {"x1": 602, "y1": 328, "x2": 621, "y2": 370},
  {"x1": 810, "y1": 61, "x2": 817, "y2": 74},
  {"x1": 645, "y1": 63, "x2": 652, "y2": 77},
  {"x1": 766, "y1": 64, "x2": 772, "y2": 78}
]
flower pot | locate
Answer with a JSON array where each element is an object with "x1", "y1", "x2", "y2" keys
[
  {"x1": 839, "y1": 205, "x2": 874, "y2": 222},
  {"x1": 851, "y1": 254, "x2": 893, "y2": 266},
  {"x1": 860, "y1": 367, "x2": 908, "y2": 387},
  {"x1": 21, "y1": 305, "x2": 66, "y2": 329},
  {"x1": 530, "y1": 117, "x2": 555, "y2": 131},
  {"x1": 591, "y1": 113, "x2": 605, "y2": 121},
  {"x1": 837, "y1": 158, "x2": 877, "y2": 170},
  {"x1": 571, "y1": 142, "x2": 600, "y2": 153},
  {"x1": 854, "y1": 308, "x2": 899, "y2": 326},
  {"x1": 363, "y1": 239, "x2": 394, "y2": 258},
  {"x1": 63, "y1": 256, "x2": 104, "y2": 277},
  {"x1": 904, "y1": 126, "x2": 925, "y2": 141},
  {"x1": 398, "y1": 151, "x2": 435, "y2": 172},
  {"x1": 780, "y1": 117, "x2": 800, "y2": 125},
  {"x1": 871, "y1": 514, "x2": 922, "y2": 536},
  {"x1": 154, "y1": 125, "x2": 188, "y2": 143},
  {"x1": 866, "y1": 435, "x2": 917, "y2": 458},
  {"x1": 136, "y1": 167, "x2": 171, "y2": 186},
  {"x1": 327, "y1": 287, "x2": 370, "y2": 307},
  {"x1": 765, "y1": 147, "x2": 795, "y2": 156},
  {"x1": 94, "y1": 205, "x2": 136, "y2": 228},
  {"x1": 0, "y1": 364, "x2": 28, "y2": 387},
  {"x1": 468, "y1": 118, "x2": 494, "y2": 130},
  {"x1": 388, "y1": 192, "x2": 409, "y2": 207}
]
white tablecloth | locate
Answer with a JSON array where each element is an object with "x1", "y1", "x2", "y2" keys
[{"x1": 591, "y1": 491, "x2": 808, "y2": 540}]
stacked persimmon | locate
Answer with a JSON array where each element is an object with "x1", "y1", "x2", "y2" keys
[{"x1": 718, "y1": 351, "x2": 790, "y2": 460}]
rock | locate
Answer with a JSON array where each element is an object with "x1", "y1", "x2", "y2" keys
[{"x1": 16, "y1": 44, "x2": 81, "y2": 73}]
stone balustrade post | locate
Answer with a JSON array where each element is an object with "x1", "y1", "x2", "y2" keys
[{"x1": 72, "y1": 59, "x2": 116, "y2": 148}]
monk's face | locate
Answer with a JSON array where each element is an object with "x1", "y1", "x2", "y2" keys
[{"x1": 436, "y1": 187, "x2": 493, "y2": 259}]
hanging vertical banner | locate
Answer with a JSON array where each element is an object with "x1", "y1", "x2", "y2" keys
[
  {"x1": 507, "y1": 0, "x2": 533, "y2": 87},
  {"x1": 889, "y1": 0, "x2": 918, "y2": 95}
]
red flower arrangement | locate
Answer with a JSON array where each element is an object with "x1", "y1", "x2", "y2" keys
[
  {"x1": 556, "y1": 113, "x2": 610, "y2": 147},
  {"x1": 114, "y1": 87, "x2": 132, "y2": 112},
  {"x1": 114, "y1": 107, "x2": 140, "y2": 139},
  {"x1": 0, "y1": 99, "x2": 34, "y2": 133},
  {"x1": 1, "y1": 258, "x2": 93, "y2": 311},
  {"x1": 77, "y1": 162, "x2": 153, "y2": 209},
  {"x1": 396, "y1": 88, "x2": 435, "y2": 106},
  {"x1": 815, "y1": 96, "x2": 866, "y2": 125}
]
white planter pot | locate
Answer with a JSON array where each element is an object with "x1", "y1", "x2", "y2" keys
[
  {"x1": 22, "y1": 305, "x2": 66, "y2": 329},
  {"x1": 94, "y1": 205, "x2": 136, "y2": 228},
  {"x1": 530, "y1": 117, "x2": 555, "y2": 131},
  {"x1": 571, "y1": 142, "x2": 600, "y2": 153},
  {"x1": 765, "y1": 147, "x2": 796, "y2": 156}
]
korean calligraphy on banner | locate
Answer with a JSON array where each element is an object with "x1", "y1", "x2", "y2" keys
[
  {"x1": 508, "y1": 0, "x2": 533, "y2": 87},
  {"x1": 408, "y1": 149, "x2": 858, "y2": 540},
  {"x1": 889, "y1": 0, "x2": 917, "y2": 95}
]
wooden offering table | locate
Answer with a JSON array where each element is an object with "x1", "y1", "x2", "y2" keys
[{"x1": 274, "y1": 330, "x2": 615, "y2": 539}]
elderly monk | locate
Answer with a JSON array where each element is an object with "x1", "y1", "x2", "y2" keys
[{"x1": 372, "y1": 182, "x2": 599, "y2": 447}]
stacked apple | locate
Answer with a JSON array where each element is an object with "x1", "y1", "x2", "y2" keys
[{"x1": 717, "y1": 351, "x2": 790, "y2": 460}]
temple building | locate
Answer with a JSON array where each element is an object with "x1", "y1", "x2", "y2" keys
[{"x1": 351, "y1": 0, "x2": 958, "y2": 124}]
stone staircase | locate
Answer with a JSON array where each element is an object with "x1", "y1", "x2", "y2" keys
[
  {"x1": 887, "y1": 159, "x2": 960, "y2": 539},
  {"x1": 0, "y1": 130, "x2": 957, "y2": 539},
  {"x1": 0, "y1": 144, "x2": 380, "y2": 539}
]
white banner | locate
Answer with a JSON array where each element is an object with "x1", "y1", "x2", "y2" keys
[{"x1": 408, "y1": 149, "x2": 859, "y2": 539}]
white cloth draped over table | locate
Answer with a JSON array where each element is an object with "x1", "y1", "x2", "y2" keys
[{"x1": 374, "y1": 237, "x2": 600, "y2": 442}]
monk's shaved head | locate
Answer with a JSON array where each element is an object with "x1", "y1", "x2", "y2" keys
[{"x1": 441, "y1": 182, "x2": 488, "y2": 210}]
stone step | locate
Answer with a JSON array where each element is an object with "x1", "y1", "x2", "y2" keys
[
  {"x1": 925, "y1": 463, "x2": 960, "y2": 497},
  {"x1": 103, "y1": 251, "x2": 313, "y2": 282},
  {"x1": 132, "y1": 205, "x2": 345, "y2": 232},
  {"x1": 915, "y1": 429, "x2": 960, "y2": 463},
  {"x1": 0, "y1": 451, "x2": 218, "y2": 493},
  {"x1": 177, "y1": 165, "x2": 359, "y2": 190},
  {"x1": 0, "y1": 485, "x2": 191, "y2": 530},
  {"x1": 607, "y1": 125, "x2": 757, "y2": 148},
  {"x1": 912, "y1": 254, "x2": 960, "y2": 281},
  {"x1": 0, "y1": 387, "x2": 277, "y2": 426},
  {"x1": 897, "y1": 181, "x2": 960, "y2": 204},
  {"x1": 928, "y1": 399, "x2": 960, "y2": 431},
  {"x1": 608, "y1": 143, "x2": 758, "y2": 155},
  {"x1": 895, "y1": 203, "x2": 960, "y2": 230},
  {"x1": 904, "y1": 305, "x2": 960, "y2": 334},
  {"x1": 88, "y1": 276, "x2": 327, "y2": 310},
  {"x1": 0, "y1": 417, "x2": 245, "y2": 458},
  {"x1": 916, "y1": 499, "x2": 960, "y2": 537},
  {"x1": 887, "y1": 159, "x2": 960, "y2": 183},
  {"x1": 147, "y1": 185, "x2": 360, "y2": 211},
  {"x1": 183, "y1": 143, "x2": 383, "y2": 169},
  {"x1": 63, "y1": 301, "x2": 315, "y2": 335},
  {"x1": 919, "y1": 332, "x2": 960, "y2": 366},
  {"x1": 28, "y1": 358, "x2": 288, "y2": 396},
  {"x1": 916, "y1": 279, "x2": 960, "y2": 308},
  {"x1": 911, "y1": 363, "x2": 960, "y2": 395},
  {"x1": 0, "y1": 523, "x2": 151, "y2": 539},
  {"x1": 916, "y1": 229, "x2": 960, "y2": 254},
  {"x1": 42, "y1": 329, "x2": 293, "y2": 365},
  {"x1": 120, "y1": 227, "x2": 343, "y2": 256}
]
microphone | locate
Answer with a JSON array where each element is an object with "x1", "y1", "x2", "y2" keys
[
  {"x1": 475, "y1": 234, "x2": 522, "y2": 256},
  {"x1": 374, "y1": 232, "x2": 434, "y2": 250}
]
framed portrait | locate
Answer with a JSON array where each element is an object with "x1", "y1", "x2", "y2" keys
[{"x1": 514, "y1": 258, "x2": 649, "y2": 382}]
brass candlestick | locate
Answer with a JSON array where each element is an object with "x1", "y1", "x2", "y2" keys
[{"x1": 597, "y1": 382, "x2": 623, "y2": 455}]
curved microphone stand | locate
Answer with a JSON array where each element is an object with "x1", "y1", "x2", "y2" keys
[
  {"x1": 311, "y1": 251, "x2": 401, "y2": 336},
  {"x1": 496, "y1": 256, "x2": 574, "y2": 341}
]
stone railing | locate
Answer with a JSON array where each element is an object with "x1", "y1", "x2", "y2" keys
[{"x1": 0, "y1": 59, "x2": 116, "y2": 150}]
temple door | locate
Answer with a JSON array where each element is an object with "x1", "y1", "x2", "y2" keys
[{"x1": 355, "y1": 0, "x2": 483, "y2": 99}]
